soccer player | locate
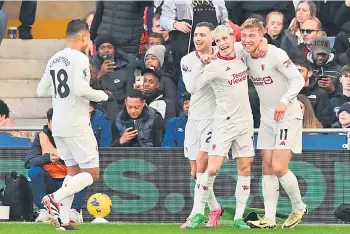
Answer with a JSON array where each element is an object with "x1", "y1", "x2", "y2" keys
[
  {"x1": 37, "y1": 20, "x2": 113, "y2": 230},
  {"x1": 180, "y1": 22, "x2": 222, "y2": 228},
  {"x1": 187, "y1": 24, "x2": 260, "y2": 229},
  {"x1": 240, "y1": 18, "x2": 307, "y2": 229}
]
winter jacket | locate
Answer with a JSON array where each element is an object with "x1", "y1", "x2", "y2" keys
[
  {"x1": 334, "y1": 22, "x2": 350, "y2": 66},
  {"x1": 334, "y1": 2, "x2": 350, "y2": 27},
  {"x1": 90, "y1": 1, "x2": 153, "y2": 54},
  {"x1": 112, "y1": 106, "x2": 163, "y2": 147},
  {"x1": 145, "y1": 90, "x2": 176, "y2": 129},
  {"x1": 161, "y1": 112, "x2": 187, "y2": 147},
  {"x1": 265, "y1": 30, "x2": 285, "y2": 48},
  {"x1": 330, "y1": 93, "x2": 350, "y2": 124},
  {"x1": 91, "y1": 108, "x2": 112, "y2": 147},
  {"x1": 299, "y1": 82, "x2": 333, "y2": 128},
  {"x1": 90, "y1": 48, "x2": 134, "y2": 104},
  {"x1": 307, "y1": 52, "x2": 342, "y2": 96},
  {"x1": 280, "y1": 30, "x2": 308, "y2": 59},
  {"x1": 314, "y1": 1, "x2": 343, "y2": 36}
]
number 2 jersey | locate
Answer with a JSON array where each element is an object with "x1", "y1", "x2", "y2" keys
[
  {"x1": 245, "y1": 45, "x2": 305, "y2": 123},
  {"x1": 37, "y1": 48, "x2": 108, "y2": 137}
]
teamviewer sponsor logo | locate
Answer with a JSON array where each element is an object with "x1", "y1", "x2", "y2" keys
[{"x1": 250, "y1": 75, "x2": 274, "y2": 86}]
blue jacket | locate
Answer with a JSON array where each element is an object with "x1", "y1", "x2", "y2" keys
[
  {"x1": 161, "y1": 112, "x2": 187, "y2": 147},
  {"x1": 91, "y1": 108, "x2": 112, "y2": 147}
]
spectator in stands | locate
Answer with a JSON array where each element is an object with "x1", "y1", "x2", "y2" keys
[
  {"x1": 0, "y1": 1, "x2": 36, "y2": 39},
  {"x1": 337, "y1": 103, "x2": 350, "y2": 128},
  {"x1": 90, "y1": 36, "x2": 134, "y2": 118},
  {"x1": 160, "y1": 0, "x2": 228, "y2": 76},
  {"x1": 89, "y1": 1, "x2": 153, "y2": 70},
  {"x1": 265, "y1": 11, "x2": 285, "y2": 48},
  {"x1": 84, "y1": 11, "x2": 95, "y2": 31},
  {"x1": 281, "y1": 1, "x2": 318, "y2": 58},
  {"x1": 330, "y1": 65, "x2": 350, "y2": 124},
  {"x1": 334, "y1": 0, "x2": 350, "y2": 27},
  {"x1": 294, "y1": 59, "x2": 333, "y2": 128},
  {"x1": 297, "y1": 94, "x2": 323, "y2": 128},
  {"x1": 140, "y1": 67, "x2": 176, "y2": 128},
  {"x1": 162, "y1": 93, "x2": 190, "y2": 147},
  {"x1": 111, "y1": 89, "x2": 163, "y2": 147},
  {"x1": 0, "y1": 10, "x2": 7, "y2": 45},
  {"x1": 89, "y1": 102, "x2": 112, "y2": 147},
  {"x1": 0, "y1": 99, "x2": 14, "y2": 127},
  {"x1": 152, "y1": 14, "x2": 170, "y2": 46},
  {"x1": 307, "y1": 35, "x2": 342, "y2": 96},
  {"x1": 24, "y1": 108, "x2": 84, "y2": 223},
  {"x1": 334, "y1": 21, "x2": 350, "y2": 66}
]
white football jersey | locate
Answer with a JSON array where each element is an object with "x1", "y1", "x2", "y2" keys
[
  {"x1": 37, "y1": 48, "x2": 108, "y2": 137},
  {"x1": 246, "y1": 45, "x2": 305, "y2": 122}
]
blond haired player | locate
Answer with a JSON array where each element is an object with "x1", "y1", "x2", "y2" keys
[
  {"x1": 187, "y1": 24, "x2": 267, "y2": 229},
  {"x1": 240, "y1": 18, "x2": 307, "y2": 229}
]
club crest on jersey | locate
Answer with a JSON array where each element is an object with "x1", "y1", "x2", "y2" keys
[
  {"x1": 261, "y1": 64, "x2": 265, "y2": 71},
  {"x1": 283, "y1": 59, "x2": 292, "y2": 68}
]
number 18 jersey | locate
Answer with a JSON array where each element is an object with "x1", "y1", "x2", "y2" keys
[{"x1": 37, "y1": 48, "x2": 108, "y2": 137}]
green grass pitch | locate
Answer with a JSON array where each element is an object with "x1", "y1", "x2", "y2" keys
[{"x1": 0, "y1": 223, "x2": 349, "y2": 234}]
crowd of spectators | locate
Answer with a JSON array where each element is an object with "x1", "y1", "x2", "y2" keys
[{"x1": 1, "y1": 1, "x2": 350, "y2": 148}]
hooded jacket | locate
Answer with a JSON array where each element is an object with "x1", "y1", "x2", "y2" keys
[
  {"x1": 334, "y1": 22, "x2": 350, "y2": 66},
  {"x1": 90, "y1": 108, "x2": 112, "y2": 147},
  {"x1": 330, "y1": 93, "x2": 350, "y2": 124},
  {"x1": 161, "y1": 112, "x2": 187, "y2": 147}
]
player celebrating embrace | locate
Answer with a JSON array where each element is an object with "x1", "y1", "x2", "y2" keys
[
  {"x1": 240, "y1": 18, "x2": 307, "y2": 229},
  {"x1": 37, "y1": 20, "x2": 112, "y2": 230}
]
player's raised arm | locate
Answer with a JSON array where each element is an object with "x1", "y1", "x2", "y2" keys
[
  {"x1": 276, "y1": 49, "x2": 305, "y2": 106},
  {"x1": 37, "y1": 64, "x2": 52, "y2": 97},
  {"x1": 73, "y1": 55, "x2": 109, "y2": 102}
]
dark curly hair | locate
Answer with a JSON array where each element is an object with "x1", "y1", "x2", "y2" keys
[{"x1": 0, "y1": 99, "x2": 10, "y2": 118}]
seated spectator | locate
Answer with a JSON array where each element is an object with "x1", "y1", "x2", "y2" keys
[
  {"x1": 330, "y1": 65, "x2": 350, "y2": 123},
  {"x1": 297, "y1": 94, "x2": 323, "y2": 128},
  {"x1": 84, "y1": 11, "x2": 95, "y2": 31},
  {"x1": 24, "y1": 108, "x2": 84, "y2": 223},
  {"x1": 162, "y1": 93, "x2": 190, "y2": 147},
  {"x1": 0, "y1": 10, "x2": 7, "y2": 45},
  {"x1": 281, "y1": 1, "x2": 317, "y2": 58},
  {"x1": 0, "y1": 99, "x2": 14, "y2": 127},
  {"x1": 294, "y1": 59, "x2": 333, "y2": 127},
  {"x1": 89, "y1": 102, "x2": 112, "y2": 147},
  {"x1": 111, "y1": 89, "x2": 163, "y2": 147},
  {"x1": 336, "y1": 103, "x2": 350, "y2": 128},
  {"x1": 265, "y1": 11, "x2": 285, "y2": 48},
  {"x1": 334, "y1": 22, "x2": 350, "y2": 66},
  {"x1": 90, "y1": 36, "x2": 134, "y2": 117},
  {"x1": 307, "y1": 35, "x2": 342, "y2": 96},
  {"x1": 141, "y1": 67, "x2": 176, "y2": 127}
]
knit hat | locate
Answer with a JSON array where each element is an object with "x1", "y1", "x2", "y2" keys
[
  {"x1": 338, "y1": 103, "x2": 350, "y2": 115},
  {"x1": 144, "y1": 45, "x2": 166, "y2": 67},
  {"x1": 183, "y1": 93, "x2": 191, "y2": 103},
  {"x1": 95, "y1": 36, "x2": 116, "y2": 49},
  {"x1": 311, "y1": 36, "x2": 330, "y2": 55}
]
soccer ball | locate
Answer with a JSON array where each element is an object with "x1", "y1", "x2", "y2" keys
[{"x1": 87, "y1": 193, "x2": 112, "y2": 218}]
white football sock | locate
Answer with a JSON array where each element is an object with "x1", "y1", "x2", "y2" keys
[
  {"x1": 263, "y1": 175, "x2": 279, "y2": 223},
  {"x1": 234, "y1": 176, "x2": 251, "y2": 220},
  {"x1": 53, "y1": 172, "x2": 93, "y2": 202},
  {"x1": 194, "y1": 172, "x2": 216, "y2": 215},
  {"x1": 279, "y1": 170, "x2": 304, "y2": 211},
  {"x1": 189, "y1": 173, "x2": 203, "y2": 218},
  {"x1": 58, "y1": 176, "x2": 74, "y2": 225}
]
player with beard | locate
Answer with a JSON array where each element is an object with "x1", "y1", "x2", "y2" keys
[
  {"x1": 240, "y1": 18, "x2": 307, "y2": 229},
  {"x1": 187, "y1": 24, "x2": 267, "y2": 229}
]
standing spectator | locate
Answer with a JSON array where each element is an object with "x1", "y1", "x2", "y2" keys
[
  {"x1": 90, "y1": 36, "x2": 134, "y2": 117},
  {"x1": 89, "y1": 102, "x2": 112, "y2": 147},
  {"x1": 334, "y1": 22, "x2": 350, "y2": 66},
  {"x1": 89, "y1": 1, "x2": 153, "y2": 70},
  {"x1": 141, "y1": 67, "x2": 176, "y2": 128},
  {"x1": 0, "y1": 10, "x2": 7, "y2": 45},
  {"x1": 337, "y1": 103, "x2": 350, "y2": 128},
  {"x1": 330, "y1": 65, "x2": 350, "y2": 124},
  {"x1": 294, "y1": 59, "x2": 333, "y2": 128},
  {"x1": 160, "y1": 0, "x2": 228, "y2": 76},
  {"x1": 265, "y1": 11, "x2": 285, "y2": 48},
  {"x1": 0, "y1": 99, "x2": 14, "y2": 127},
  {"x1": 152, "y1": 14, "x2": 170, "y2": 46},
  {"x1": 84, "y1": 11, "x2": 95, "y2": 31},
  {"x1": 307, "y1": 36, "x2": 342, "y2": 96},
  {"x1": 162, "y1": 93, "x2": 190, "y2": 147},
  {"x1": 111, "y1": 89, "x2": 163, "y2": 147},
  {"x1": 0, "y1": 1, "x2": 36, "y2": 39},
  {"x1": 24, "y1": 108, "x2": 84, "y2": 223},
  {"x1": 297, "y1": 94, "x2": 323, "y2": 128}
]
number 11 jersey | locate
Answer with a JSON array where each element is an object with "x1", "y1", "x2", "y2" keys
[{"x1": 37, "y1": 48, "x2": 108, "y2": 137}]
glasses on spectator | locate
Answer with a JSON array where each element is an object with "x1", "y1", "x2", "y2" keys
[
  {"x1": 300, "y1": 29, "x2": 318, "y2": 34},
  {"x1": 100, "y1": 45, "x2": 114, "y2": 50}
]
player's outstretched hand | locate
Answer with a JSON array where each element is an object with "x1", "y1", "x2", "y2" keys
[
  {"x1": 252, "y1": 38, "x2": 268, "y2": 58},
  {"x1": 120, "y1": 128, "x2": 138, "y2": 145},
  {"x1": 274, "y1": 102, "x2": 287, "y2": 122},
  {"x1": 50, "y1": 152, "x2": 59, "y2": 164},
  {"x1": 104, "y1": 90, "x2": 115, "y2": 102},
  {"x1": 200, "y1": 54, "x2": 217, "y2": 64},
  {"x1": 85, "y1": 40, "x2": 94, "y2": 57}
]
